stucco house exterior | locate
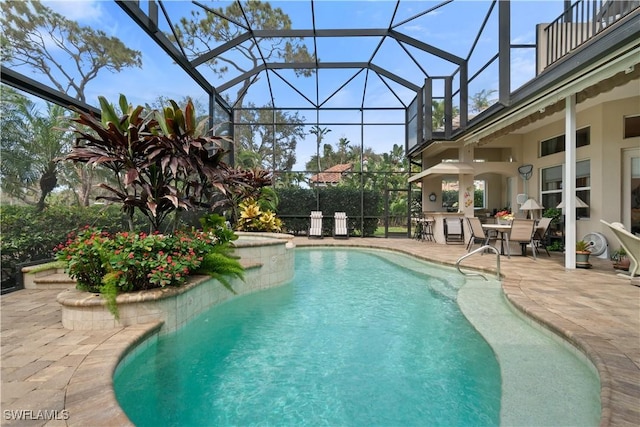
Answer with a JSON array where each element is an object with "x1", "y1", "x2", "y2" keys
[{"x1": 407, "y1": 1, "x2": 639, "y2": 269}]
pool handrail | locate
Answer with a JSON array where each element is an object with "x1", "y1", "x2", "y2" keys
[{"x1": 455, "y1": 245, "x2": 501, "y2": 281}]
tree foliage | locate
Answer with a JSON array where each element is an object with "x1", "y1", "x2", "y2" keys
[
  {"x1": 470, "y1": 89, "x2": 498, "y2": 113},
  {"x1": 431, "y1": 99, "x2": 461, "y2": 131},
  {"x1": 234, "y1": 104, "x2": 305, "y2": 171},
  {"x1": 170, "y1": 1, "x2": 314, "y2": 174},
  {"x1": 304, "y1": 137, "x2": 409, "y2": 178},
  {"x1": 1, "y1": 0, "x2": 142, "y2": 103},
  {"x1": 170, "y1": 1, "x2": 314, "y2": 107},
  {"x1": 0, "y1": 86, "x2": 75, "y2": 210},
  {"x1": 308, "y1": 126, "x2": 332, "y2": 172}
]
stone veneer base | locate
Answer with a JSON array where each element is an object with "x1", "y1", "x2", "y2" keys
[{"x1": 56, "y1": 232, "x2": 295, "y2": 335}]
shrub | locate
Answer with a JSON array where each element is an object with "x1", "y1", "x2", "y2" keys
[
  {"x1": 0, "y1": 204, "x2": 148, "y2": 290},
  {"x1": 195, "y1": 247, "x2": 244, "y2": 293},
  {"x1": 199, "y1": 213, "x2": 237, "y2": 245},
  {"x1": 276, "y1": 187, "x2": 382, "y2": 236},
  {"x1": 546, "y1": 240, "x2": 564, "y2": 252},
  {"x1": 235, "y1": 199, "x2": 283, "y2": 232},
  {"x1": 55, "y1": 227, "x2": 244, "y2": 318}
]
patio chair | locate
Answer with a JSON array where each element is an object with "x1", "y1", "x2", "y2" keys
[
  {"x1": 444, "y1": 217, "x2": 464, "y2": 244},
  {"x1": 333, "y1": 212, "x2": 349, "y2": 239},
  {"x1": 309, "y1": 211, "x2": 323, "y2": 239},
  {"x1": 601, "y1": 219, "x2": 640, "y2": 277},
  {"x1": 533, "y1": 217, "x2": 553, "y2": 257},
  {"x1": 508, "y1": 219, "x2": 537, "y2": 259},
  {"x1": 466, "y1": 217, "x2": 493, "y2": 252}
]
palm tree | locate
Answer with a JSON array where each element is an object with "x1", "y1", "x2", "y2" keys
[
  {"x1": 337, "y1": 137, "x2": 350, "y2": 164},
  {"x1": 431, "y1": 99, "x2": 461, "y2": 131},
  {"x1": 0, "y1": 87, "x2": 74, "y2": 210},
  {"x1": 309, "y1": 126, "x2": 331, "y2": 171},
  {"x1": 470, "y1": 89, "x2": 497, "y2": 113}
]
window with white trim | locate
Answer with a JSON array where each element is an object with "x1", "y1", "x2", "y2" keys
[
  {"x1": 540, "y1": 127, "x2": 590, "y2": 157},
  {"x1": 541, "y1": 160, "x2": 590, "y2": 218}
]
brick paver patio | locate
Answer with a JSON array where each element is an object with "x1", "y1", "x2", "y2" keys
[{"x1": 1, "y1": 237, "x2": 638, "y2": 426}]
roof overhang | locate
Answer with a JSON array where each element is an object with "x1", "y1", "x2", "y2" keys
[
  {"x1": 408, "y1": 162, "x2": 475, "y2": 183},
  {"x1": 462, "y1": 26, "x2": 640, "y2": 146}
]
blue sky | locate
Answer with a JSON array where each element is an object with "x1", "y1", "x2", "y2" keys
[{"x1": 20, "y1": 0, "x2": 567, "y2": 170}]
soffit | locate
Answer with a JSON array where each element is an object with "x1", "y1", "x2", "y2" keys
[{"x1": 408, "y1": 162, "x2": 475, "y2": 183}]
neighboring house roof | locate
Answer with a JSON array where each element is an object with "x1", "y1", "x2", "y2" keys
[{"x1": 310, "y1": 163, "x2": 353, "y2": 184}]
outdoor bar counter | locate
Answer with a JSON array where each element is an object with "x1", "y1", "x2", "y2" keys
[{"x1": 423, "y1": 212, "x2": 466, "y2": 244}]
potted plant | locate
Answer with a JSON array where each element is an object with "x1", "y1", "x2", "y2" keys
[
  {"x1": 543, "y1": 207, "x2": 562, "y2": 224},
  {"x1": 495, "y1": 209, "x2": 514, "y2": 225},
  {"x1": 575, "y1": 240, "x2": 592, "y2": 268},
  {"x1": 610, "y1": 247, "x2": 630, "y2": 271}
]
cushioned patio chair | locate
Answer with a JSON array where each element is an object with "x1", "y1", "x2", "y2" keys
[
  {"x1": 601, "y1": 219, "x2": 640, "y2": 277},
  {"x1": 333, "y1": 212, "x2": 349, "y2": 239},
  {"x1": 466, "y1": 217, "x2": 493, "y2": 252},
  {"x1": 309, "y1": 211, "x2": 323, "y2": 238},
  {"x1": 508, "y1": 219, "x2": 537, "y2": 259}
]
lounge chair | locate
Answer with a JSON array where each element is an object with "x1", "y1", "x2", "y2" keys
[
  {"x1": 601, "y1": 219, "x2": 640, "y2": 277},
  {"x1": 466, "y1": 217, "x2": 493, "y2": 252},
  {"x1": 309, "y1": 211, "x2": 323, "y2": 238},
  {"x1": 333, "y1": 212, "x2": 349, "y2": 239},
  {"x1": 508, "y1": 219, "x2": 537, "y2": 259}
]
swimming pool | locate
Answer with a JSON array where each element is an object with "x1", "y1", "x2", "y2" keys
[{"x1": 114, "y1": 247, "x2": 600, "y2": 426}]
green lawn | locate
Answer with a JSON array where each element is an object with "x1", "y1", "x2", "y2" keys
[{"x1": 374, "y1": 226, "x2": 409, "y2": 236}]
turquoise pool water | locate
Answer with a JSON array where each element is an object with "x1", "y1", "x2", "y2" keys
[{"x1": 115, "y1": 248, "x2": 502, "y2": 426}]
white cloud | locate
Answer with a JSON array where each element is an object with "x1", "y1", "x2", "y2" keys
[
  {"x1": 401, "y1": 24, "x2": 428, "y2": 35},
  {"x1": 44, "y1": 0, "x2": 104, "y2": 23},
  {"x1": 510, "y1": 50, "x2": 537, "y2": 89}
]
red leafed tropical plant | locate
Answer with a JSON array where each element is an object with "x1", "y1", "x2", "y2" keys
[{"x1": 60, "y1": 94, "x2": 237, "y2": 232}]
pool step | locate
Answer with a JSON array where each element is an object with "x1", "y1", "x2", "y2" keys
[
  {"x1": 33, "y1": 272, "x2": 76, "y2": 289},
  {"x1": 239, "y1": 260, "x2": 263, "y2": 270},
  {"x1": 427, "y1": 278, "x2": 459, "y2": 301},
  {"x1": 21, "y1": 268, "x2": 76, "y2": 290}
]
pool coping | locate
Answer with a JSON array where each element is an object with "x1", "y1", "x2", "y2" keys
[{"x1": 1, "y1": 237, "x2": 638, "y2": 426}]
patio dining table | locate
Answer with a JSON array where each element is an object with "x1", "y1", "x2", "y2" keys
[
  {"x1": 482, "y1": 223, "x2": 512, "y2": 255},
  {"x1": 482, "y1": 222, "x2": 546, "y2": 257}
]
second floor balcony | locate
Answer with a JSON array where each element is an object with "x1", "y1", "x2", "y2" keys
[{"x1": 539, "y1": 0, "x2": 639, "y2": 71}]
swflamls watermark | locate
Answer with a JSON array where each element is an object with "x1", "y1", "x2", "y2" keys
[{"x1": 3, "y1": 409, "x2": 69, "y2": 421}]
